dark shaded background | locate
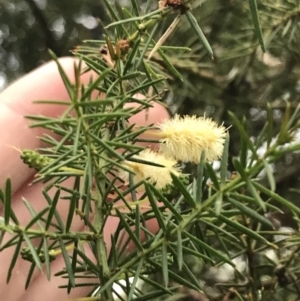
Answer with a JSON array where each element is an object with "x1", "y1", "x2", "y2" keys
[{"x1": 0, "y1": 0, "x2": 107, "y2": 88}]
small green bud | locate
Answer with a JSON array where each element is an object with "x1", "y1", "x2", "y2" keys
[{"x1": 20, "y1": 149, "x2": 52, "y2": 171}]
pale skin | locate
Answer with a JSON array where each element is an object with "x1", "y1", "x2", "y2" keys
[{"x1": 0, "y1": 57, "x2": 169, "y2": 301}]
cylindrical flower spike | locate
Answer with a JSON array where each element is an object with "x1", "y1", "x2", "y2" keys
[
  {"x1": 158, "y1": 114, "x2": 227, "y2": 163},
  {"x1": 119, "y1": 149, "x2": 182, "y2": 191}
]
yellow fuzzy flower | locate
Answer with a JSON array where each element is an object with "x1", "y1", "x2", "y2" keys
[
  {"x1": 158, "y1": 114, "x2": 227, "y2": 163},
  {"x1": 119, "y1": 149, "x2": 181, "y2": 191}
]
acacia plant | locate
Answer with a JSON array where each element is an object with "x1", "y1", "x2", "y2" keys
[{"x1": 1, "y1": 1, "x2": 300, "y2": 301}]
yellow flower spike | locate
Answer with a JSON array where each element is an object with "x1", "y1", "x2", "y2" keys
[
  {"x1": 119, "y1": 149, "x2": 181, "y2": 191},
  {"x1": 158, "y1": 114, "x2": 227, "y2": 163}
]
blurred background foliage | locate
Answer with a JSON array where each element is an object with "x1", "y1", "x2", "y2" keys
[
  {"x1": 0, "y1": 0, "x2": 107, "y2": 86},
  {"x1": 1, "y1": 0, "x2": 300, "y2": 203}
]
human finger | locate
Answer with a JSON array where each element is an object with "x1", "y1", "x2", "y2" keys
[
  {"x1": 0, "y1": 57, "x2": 98, "y2": 194},
  {"x1": 0, "y1": 178, "x2": 87, "y2": 299},
  {"x1": 0, "y1": 100, "x2": 169, "y2": 292}
]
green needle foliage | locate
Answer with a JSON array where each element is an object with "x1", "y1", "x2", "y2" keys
[{"x1": 2, "y1": 1, "x2": 300, "y2": 301}]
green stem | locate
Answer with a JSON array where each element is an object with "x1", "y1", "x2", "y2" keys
[
  {"x1": 0, "y1": 224, "x2": 99, "y2": 246},
  {"x1": 71, "y1": 82, "x2": 113, "y2": 300},
  {"x1": 94, "y1": 128, "x2": 114, "y2": 300}
]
